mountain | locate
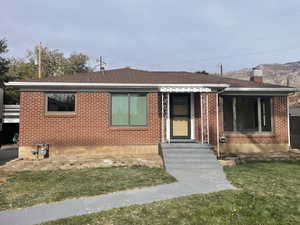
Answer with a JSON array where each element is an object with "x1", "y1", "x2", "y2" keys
[{"x1": 224, "y1": 61, "x2": 300, "y2": 106}]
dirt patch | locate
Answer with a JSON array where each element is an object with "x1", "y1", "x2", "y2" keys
[
  {"x1": 0, "y1": 177, "x2": 7, "y2": 183},
  {"x1": 0, "y1": 154, "x2": 163, "y2": 172}
]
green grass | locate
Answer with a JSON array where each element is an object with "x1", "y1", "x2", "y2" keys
[
  {"x1": 0, "y1": 166, "x2": 176, "y2": 210},
  {"x1": 39, "y1": 162, "x2": 300, "y2": 225}
]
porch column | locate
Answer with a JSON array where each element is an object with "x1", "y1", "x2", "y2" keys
[
  {"x1": 161, "y1": 92, "x2": 170, "y2": 143},
  {"x1": 161, "y1": 93, "x2": 165, "y2": 143},
  {"x1": 200, "y1": 93, "x2": 209, "y2": 144},
  {"x1": 190, "y1": 93, "x2": 195, "y2": 140},
  {"x1": 200, "y1": 92, "x2": 219, "y2": 146}
]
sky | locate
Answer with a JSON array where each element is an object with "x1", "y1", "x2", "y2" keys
[{"x1": 1, "y1": 0, "x2": 300, "y2": 73}]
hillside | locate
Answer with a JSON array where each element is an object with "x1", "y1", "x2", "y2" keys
[{"x1": 224, "y1": 61, "x2": 300, "y2": 106}]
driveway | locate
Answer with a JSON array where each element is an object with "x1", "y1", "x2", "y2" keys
[{"x1": 0, "y1": 144, "x2": 18, "y2": 165}]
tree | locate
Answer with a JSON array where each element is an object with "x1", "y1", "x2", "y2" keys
[
  {"x1": 26, "y1": 46, "x2": 92, "y2": 77},
  {"x1": 63, "y1": 52, "x2": 91, "y2": 75},
  {"x1": 0, "y1": 39, "x2": 10, "y2": 85},
  {"x1": 0, "y1": 39, "x2": 20, "y2": 104},
  {"x1": 195, "y1": 70, "x2": 209, "y2": 75},
  {"x1": 27, "y1": 46, "x2": 65, "y2": 77},
  {"x1": 8, "y1": 57, "x2": 37, "y2": 80}
]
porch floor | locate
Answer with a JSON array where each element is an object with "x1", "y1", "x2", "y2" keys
[{"x1": 169, "y1": 139, "x2": 197, "y2": 143}]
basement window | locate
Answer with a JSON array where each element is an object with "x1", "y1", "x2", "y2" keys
[
  {"x1": 46, "y1": 93, "x2": 76, "y2": 113},
  {"x1": 223, "y1": 96, "x2": 272, "y2": 132},
  {"x1": 111, "y1": 93, "x2": 147, "y2": 126}
]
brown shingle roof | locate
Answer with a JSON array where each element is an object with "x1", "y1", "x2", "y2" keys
[{"x1": 19, "y1": 67, "x2": 285, "y2": 88}]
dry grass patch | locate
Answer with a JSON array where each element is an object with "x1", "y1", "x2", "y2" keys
[{"x1": 0, "y1": 166, "x2": 175, "y2": 210}]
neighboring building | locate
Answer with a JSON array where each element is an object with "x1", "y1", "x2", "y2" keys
[
  {"x1": 0, "y1": 87, "x2": 20, "y2": 146},
  {"x1": 5, "y1": 67, "x2": 296, "y2": 159}
]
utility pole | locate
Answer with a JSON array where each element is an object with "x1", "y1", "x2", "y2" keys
[
  {"x1": 38, "y1": 42, "x2": 42, "y2": 79},
  {"x1": 97, "y1": 56, "x2": 106, "y2": 72},
  {"x1": 220, "y1": 63, "x2": 223, "y2": 76}
]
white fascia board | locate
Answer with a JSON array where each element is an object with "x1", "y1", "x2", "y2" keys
[
  {"x1": 224, "y1": 87, "x2": 296, "y2": 92},
  {"x1": 4, "y1": 82, "x2": 229, "y2": 89}
]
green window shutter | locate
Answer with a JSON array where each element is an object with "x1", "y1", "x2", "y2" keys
[
  {"x1": 130, "y1": 94, "x2": 147, "y2": 126},
  {"x1": 111, "y1": 94, "x2": 129, "y2": 126}
]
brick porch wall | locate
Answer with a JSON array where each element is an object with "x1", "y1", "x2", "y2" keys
[
  {"x1": 19, "y1": 92, "x2": 161, "y2": 147},
  {"x1": 194, "y1": 93, "x2": 218, "y2": 145}
]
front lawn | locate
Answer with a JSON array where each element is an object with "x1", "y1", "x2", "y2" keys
[
  {"x1": 40, "y1": 162, "x2": 300, "y2": 225},
  {"x1": 0, "y1": 166, "x2": 176, "y2": 210}
]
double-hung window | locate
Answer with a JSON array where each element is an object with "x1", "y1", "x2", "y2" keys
[
  {"x1": 223, "y1": 96, "x2": 272, "y2": 132},
  {"x1": 111, "y1": 93, "x2": 147, "y2": 126},
  {"x1": 46, "y1": 93, "x2": 76, "y2": 113}
]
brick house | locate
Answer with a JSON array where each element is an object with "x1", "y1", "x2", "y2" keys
[{"x1": 5, "y1": 67, "x2": 296, "y2": 159}]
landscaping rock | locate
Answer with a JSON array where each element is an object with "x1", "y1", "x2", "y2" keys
[
  {"x1": 219, "y1": 159, "x2": 236, "y2": 167},
  {"x1": 0, "y1": 154, "x2": 163, "y2": 172}
]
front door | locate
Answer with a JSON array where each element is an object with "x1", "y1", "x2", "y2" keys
[{"x1": 170, "y1": 94, "x2": 190, "y2": 139}]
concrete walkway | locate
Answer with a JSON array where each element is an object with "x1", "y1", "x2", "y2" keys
[{"x1": 0, "y1": 162, "x2": 234, "y2": 225}]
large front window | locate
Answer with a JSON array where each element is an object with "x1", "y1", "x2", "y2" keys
[
  {"x1": 111, "y1": 93, "x2": 147, "y2": 126},
  {"x1": 223, "y1": 96, "x2": 272, "y2": 132}
]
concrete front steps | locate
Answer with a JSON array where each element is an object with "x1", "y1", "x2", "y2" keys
[
  {"x1": 160, "y1": 142, "x2": 231, "y2": 185},
  {"x1": 160, "y1": 143, "x2": 221, "y2": 170}
]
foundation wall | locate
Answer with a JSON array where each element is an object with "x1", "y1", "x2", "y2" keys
[
  {"x1": 19, "y1": 145, "x2": 159, "y2": 160},
  {"x1": 220, "y1": 143, "x2": 289, "y2": 155}
]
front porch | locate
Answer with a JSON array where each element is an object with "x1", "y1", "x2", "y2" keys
[{"x1": 160, "y1": 91, "x2": 221, "y2": 156}]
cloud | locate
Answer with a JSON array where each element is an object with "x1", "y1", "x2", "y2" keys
[{"x1": 200, "y1": 1, "x2": 238, "y2": 28}]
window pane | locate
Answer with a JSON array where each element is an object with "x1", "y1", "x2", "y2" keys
[
  {"x1": 47, "y1": 93, "x2": 75, "y2": 112},
  {"x1": 223, "y1": 96, "x2": 234, "y2": 131},
  {"x1": 236, "y1": 96, "x2": 258, "y2": 132},
  {"x1": 261, "y1": 97, "x2": 272, "y2": 131},
  {"x1": 130, "y1": 94, "x2": 147, "y2": 126},
  {"x1": 111, "y1": 94, "x2": 129, "y2": 126}
]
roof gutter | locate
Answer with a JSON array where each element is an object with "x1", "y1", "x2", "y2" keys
[
  {"x1": 4, "y1": 82, "x2": 296, "y2": 93},
  {"x1": 4, "y1": 82, "x2": 229, "y2": 89},
  {"x1": 224, "y1": 87, "x2": 296, "y2": 92}
]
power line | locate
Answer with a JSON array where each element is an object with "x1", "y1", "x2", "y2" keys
[
  {"x1": 88, "y1": 45, "x2": 300, "y2": 73},
  {"x1": 195, "y1": 45, "x2": 300, "y2": 63}
]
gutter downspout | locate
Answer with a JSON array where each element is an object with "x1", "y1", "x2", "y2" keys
[
  {"x1": 287, "y1": 96, "x2": 290, "y2": 149},
  {"x1": 161, "y1": 93, "x2": 164, "y2": 143},
  {"x1": 216, "y1": 92, "x2": 220, "y2": 158},
  {"x1": 201, "y1": 94, "x2": 204, "y2": 143}
]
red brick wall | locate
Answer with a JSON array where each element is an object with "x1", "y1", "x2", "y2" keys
[
  {"x1": 19, "y1": 92, "x2": 161, "y2": 146},
  {"x1": 19, "y1": 91, "x2": 288, "y2": 148},
  {"x1": 208, "y1": 93, "x2": 218, "y2": 145},
  {"x1": 194, "y1": 93, "x2": 218, "y2": 145}
]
